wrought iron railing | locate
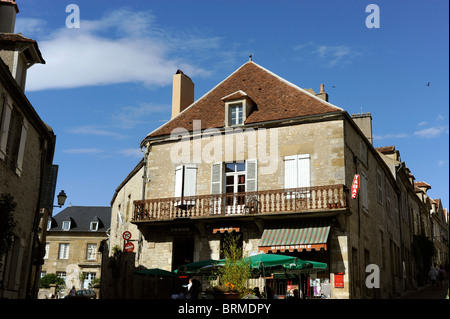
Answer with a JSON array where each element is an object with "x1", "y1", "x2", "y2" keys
[{"x1": 133, "y1": 184, "x2": 348, "y2": 222}]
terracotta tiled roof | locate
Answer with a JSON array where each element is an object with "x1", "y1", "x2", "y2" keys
[
  {"x1": 144, "y1": 61, "x2": 342, "y2": 141},
  {"x1": 375, "y1": 146, "x2": 396, "y2": 153},
  {"x1": 414, "y1": 181, "x2": 431, "y2": 189},
  {"x1": 0, "y1": 33, "x2": 45, "y2": 63}
]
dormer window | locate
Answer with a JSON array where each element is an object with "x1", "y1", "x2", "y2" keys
[
  {"x1": 222, "y1": 90, "x2": 254, "y2": 127},
  {"x1": 62, "y1": 220, "x2": 71, "y2": 231},
  {"x1": 90, "y1": 221, "x2": 99, "y2": 231}
]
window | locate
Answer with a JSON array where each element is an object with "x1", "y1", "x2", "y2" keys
[
  {"x1": 86, "y1": 244, "x2": 97, "y2": 260},
  {"x1": 4, "y1": 107, "x2": 22, "y2": 170},
  {"x1": 377, "y1": 170, "x2": 383, "y2": 204},
  {"x1": 284, "y1": 154, "x2": 311, "y2": 192},
  {"x1": 360, "y1": 141, "x2": 367, "y2": 165},
  {"x1": 360, "y1": 172, "x2": 368, "y2": 211},
  {"x1": 90, "y1": 221, "x2": 99, "y2": 231},
  {"x1": 223, "y1": 92, "x2": 254, "y2": 127},
  {"x1": 44, "y1": 243, "x2": 49, "y2": 259},
  {"x1": 47, "y1": 220, "x2": 52, "y2": 231},
  {"x1": 174, "y1": 164, "x2": 197, "y2": 205},
  {"x1": 225, "y1": 162, "x2": 246, "y2": 207},
  {"x1": 229, "y1": 103, "x2": 243, "y2": 125},
  {"x1": 58, "y1": 243, "x2": 70, "y2": 259},
  {"x1": 62, "y1": 220, "x2": 71, "y2": 231},
  {"x1": 210, "y1": 160, "x2": 257, "y2": 214},
  {"x1": 56, "y1": 271, "x2": 66, "y2": 284}
]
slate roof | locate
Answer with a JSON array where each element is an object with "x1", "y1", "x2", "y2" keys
[
  {"x1": 48, "y1": 206, "x2": 111, "y2": 233},
  {"x1": 142, "y1": 61, "x2": 343, "y2": 143}
]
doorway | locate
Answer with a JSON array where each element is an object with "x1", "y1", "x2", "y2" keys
[{"x1": 172, "y1": 237, "x2": 194, "y2": 272}]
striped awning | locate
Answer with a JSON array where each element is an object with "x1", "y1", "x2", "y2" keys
[
  {"x1": 212, "y1": 226, "x2": 240, "y2": 234},
  {"x1": 258, "y1": 220, "x2": 331, "y2": 253}
]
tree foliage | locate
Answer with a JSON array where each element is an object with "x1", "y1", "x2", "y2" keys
[
  {"x1": 215, "y1": 233, "x2": 251, "y2": 295},
  {"x1": 40, "y1": 273, "x2": 66, "y2": 288},
  {"x1": 0, "y1": 193, "x2": 17, "y2": 267}
]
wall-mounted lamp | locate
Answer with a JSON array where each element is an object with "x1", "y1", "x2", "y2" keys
[{"x1": 54, "y1": 190, "x2": 67, "y2": 208}]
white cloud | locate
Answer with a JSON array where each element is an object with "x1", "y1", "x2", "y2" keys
[
  {"x1": 294, "y1": 42, "x2": 359, "y2": 67},
  {"x1": 68, "y1": 125, "x2": 128, "y2": 140},
  {"x1": 118, "y1": 148, "x2": 143, "y2": 158},
  {"x1": 414, "y1": 126, "x2": 447, "y2": 138},
  {"x1": 25, "y1": 9, "x2": 222, "y2": 91},
  {"x1": 373, "y1": 133, "x2": 409, "y2": 140},
  {"x1": 111, "y1": 103, "x2": 169, "y2": 129},
  {"x1": 62, "y1": 148, "x2": 105, "y2": 155}
]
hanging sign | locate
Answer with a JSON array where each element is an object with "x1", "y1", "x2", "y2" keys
[
  {"x1": 124, "y1": 242, "x2": 135, "y2": 253},
  {"x1": 122, "y1": 231, "x2": 132, "y2": 241},
  {"x1": 351, "y1": 174, "x2": 360, "y2": 199}
]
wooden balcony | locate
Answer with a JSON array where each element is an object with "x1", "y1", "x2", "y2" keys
[{"x1": 133, "y1": 184, "x2": 348, "y2": 222}]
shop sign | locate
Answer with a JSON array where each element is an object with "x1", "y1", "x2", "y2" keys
[
  {"x1": 351, "y1": 174, "x2": 360, "y2": 199},
  {"x1": 334, "y1": 272, "x2": 344, "y2": 288}
]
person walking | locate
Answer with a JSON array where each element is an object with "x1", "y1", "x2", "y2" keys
[{"x1": 428, "y1": 266, "x2": 438, "y2": 289}]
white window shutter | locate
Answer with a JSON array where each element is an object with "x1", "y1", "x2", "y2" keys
[
  {"x1": 284, "y1": 155, "x2": 298, "y2": 189},
  {"x1": 184, "y1": 164, "x2": 197, "y2": 197},
  {"x1": 245, "y1": 159, "x2": 257, "y2": 192},
  {"x1": 15, "y1": 118, "x2": 28, "y2": 176},
  {"x1": 211, "y1": 162, "x2": 223, "y2": 194},
  {"x1": 175, "y1": 165, "x2": 184, "y2": 198},
  {"x1": 0, "y1": 101, "x2": 12, "y2": 161},
  {"x1": 297, "y1": 154, "x2": 310, "y2": 188},
  {"x1": 361, "y1": 172, "x2": 368, "y2": 210}
]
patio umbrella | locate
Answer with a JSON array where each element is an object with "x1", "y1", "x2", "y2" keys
[
  {"x1": 283, "y1": 259, "x2": 327, "y2": 273},
  {"x1": 135, "y1": 268, "x2": 177, "y2": 277},
  {"x1": 175, "y1": 259, "x2": 221, "y2": 274},
  {"x1": 242, "y1": 253, "x2": 298, "y2": 269}
]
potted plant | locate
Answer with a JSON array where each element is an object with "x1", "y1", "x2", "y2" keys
[{"x1": 213, "y1": 233, "x2": 252, "y2": 299}]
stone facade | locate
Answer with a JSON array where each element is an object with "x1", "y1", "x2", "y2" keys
[
  {"x1": 0, "y1": 61, "x2": 55, "y2": 298},
  {"x1": 106, "y1": 62, "x2": 448, "y2": 299}
]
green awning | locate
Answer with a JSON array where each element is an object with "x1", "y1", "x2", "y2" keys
[{"x1": 258, "y1": 220, "x2": 331, "y2": 253}]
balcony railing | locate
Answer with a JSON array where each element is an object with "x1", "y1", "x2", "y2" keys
[{"x1": 133, "y1": 184, "x2": 348, "y2": 222}]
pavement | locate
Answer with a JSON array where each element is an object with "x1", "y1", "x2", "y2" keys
[{"x1": 397, "y1": 280, "x2": 448, "y2": 299}]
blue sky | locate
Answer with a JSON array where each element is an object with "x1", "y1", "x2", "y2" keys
[{"x1": 14, "y1": 0, "x2": 449, "y2": 214}]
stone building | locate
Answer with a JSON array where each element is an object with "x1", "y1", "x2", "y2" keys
[
  {"x1": 0, "y1": 0, "x2": 58, "y2": 299},
  {"x1": 40, "y1": 206, "x2": 111, "y2": 298},
  {"x1": 105, "y1": 60, "x2": 447, "y2": 299}
]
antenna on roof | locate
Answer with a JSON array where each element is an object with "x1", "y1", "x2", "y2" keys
[{"x1": 249, "y1": 51, "x2": 252, "y2": 61}]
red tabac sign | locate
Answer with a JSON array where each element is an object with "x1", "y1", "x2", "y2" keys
[
  {"x1": 351, "y1": 174, "x2": 360, "y2": 199},
  {"x1": 124, "y1": 242, "x2": 134, "y2": 253}
]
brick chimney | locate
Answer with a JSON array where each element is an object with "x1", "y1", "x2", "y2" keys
[
  {"x1": 352, "y1": 112, "x2": 373, "y2": 144},
  {"x1": 171, "y1": 70, "x2": 194, "y2": 119},
  {"x1": 0, "y1": 0, "x2": 19, "y2": 33}
]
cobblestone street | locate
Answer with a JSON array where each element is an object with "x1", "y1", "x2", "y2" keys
[{"x1": 398, "y1": 281, "x2": 448, "y2": 299}]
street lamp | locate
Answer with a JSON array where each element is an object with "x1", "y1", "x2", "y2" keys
[{"x1": 55, "y1": 190, "x2": 67, "y2": 208}]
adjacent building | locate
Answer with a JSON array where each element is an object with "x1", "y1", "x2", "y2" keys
[
  {"x1": 40, "y1": 206, "x2": 111, "y2": 298},
  {"x1": 0, "y1": 0, "x2": 58, "y2": 299},
  {"x1": 102, "y1": 59, "x2": 448, "y2": 299}
]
